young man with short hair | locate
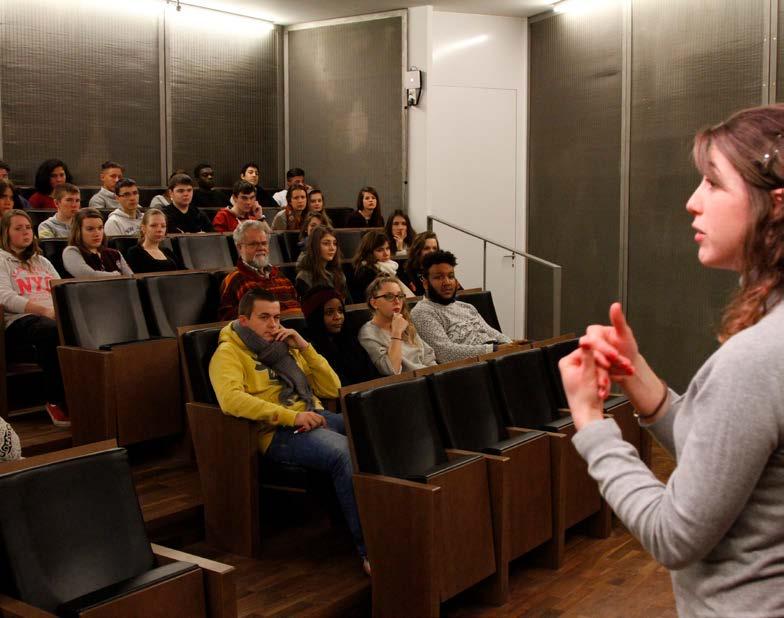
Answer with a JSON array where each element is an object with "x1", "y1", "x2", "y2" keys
[
  {"x1": 212, "y1": 180, "x2": 270, "y2": 233},
  {"x1": 191, "y1": 162, "x2": 228, "y2": 208},
  {"x1": 88, "y1": 161, "x2": 124, "y2": 210},
  {"x1": 104, "y1": 178, "x2": 144, "y2": 236},
  {"x1": 218, "y1": 220, "x2": 299, "y2": 320},
  {"x1": 209, "y1": 287, "x2": 368, "y2": 573},
  {"x1": 38, "y1": 183, "x2": 81, "y2": 238},
  {"x1": 272, "y1": 167, "x2": 309, "y2": 207},
  {"x1": 161, "y1": 173, "x2": 214, "y2": 234},
  {"x1": 410, "y1": 250, "x2": 524, "y2": 362},
  {"x1": 240, "y1": 161, "x2": 277, "y2": 208}
]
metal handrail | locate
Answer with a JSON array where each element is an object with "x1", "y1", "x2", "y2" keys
[{"x1": 427, "y1": 216, "x2": 562, "y2": 337}]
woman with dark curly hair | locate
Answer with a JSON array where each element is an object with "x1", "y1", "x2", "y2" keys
[
  {"x1": 29, "y1": 158, "x2": 73, "y2": 209},
  {"x1": 562, "y1": 104, "x2": 784, "y2": 616}
]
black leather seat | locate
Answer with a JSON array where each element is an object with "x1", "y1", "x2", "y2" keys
[
  {"x1": 38, "y1": 238, "x2": 69, "y2": 278},
  {"x1": 174, "y1": 234, "x2": 233, "y2": 270},
  {"x1": 280, "y1": 314, "x2": 308, "y2": 338},
  {"x1": 267, "y1": 233, "x2": 286, "y2": 265},
  {"x1": 108, "y1": 235, "x2": 173, "y2": 258},
  {"x1": 139, "y1": 271, "x2": 219, "y2": 337},
  {"x1": 279, "y1": 232, "x2": 301, "y2": 263},
  {"x1": 456, "y1": 289, "x2": 501, "y2": 331},
  {"x1": 326, "y1": 207, "x2": 354, "y2": 228},
  {"x1": 0, "y1": 447, "x2": 197, "y2": 615},
  {"x1": 335, "y1": 229, "x2": 365, "y2": 259},
  {"x1": 344, "y1": 306, "x2": 371, "y2": 336}
]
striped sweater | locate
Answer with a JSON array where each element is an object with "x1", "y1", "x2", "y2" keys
[{"x1": 218, "y1": 259, "x2": 300, "y2": 320}]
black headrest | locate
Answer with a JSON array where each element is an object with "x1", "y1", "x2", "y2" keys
[
  {"x1": 140, "y1": 272, "x2": 218, "y2": 337},
  {"x1": 427, "y1": 363, "x2": 506, "y2": 451},
  {"x1": 344, "y1": 307, "x2": 371, "y2": 337},
  {"x1": 38, "y1": 238, "x2": 69, "y2": 278},
  {"x1": 489, "y1": 348, "x2": 557, "y2": 427},
  {"x1": 267, "y1": 233, "x2": 285, "y2": 265},
  {"x1": 344, "y1": 377, "x2": 448, "y2": 478},
  {"x1": 335, "y1": 230, "x2": 364, "y2": 257},
  {"x1": 540, "y1": 338, "x2": 579, "y2": 409},
  {"x1": 54, "y1": 279, "x2": 149, "y2": 349},
  {"x1": 0, "y1": 448, "x2": 154, "y2": 612},
  {"x1": 175, "y1": 234, "x2": 233, "y2": 270},
  {"x1": 182, "y1": 327, "x2": 221, "y2": 404},
  {"x1": 280, "y1": 314, "x2": 309, "y2": 339},
  {"x1": 457, "y1": 290, "x2": 501, "y2": 331}
]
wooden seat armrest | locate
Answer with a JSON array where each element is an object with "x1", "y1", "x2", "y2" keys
[
  {"x1": 354, "y1": 471, "x2": 440, "y2": 493},
  {"x1": 0, "y1": 593, "x2": 55, "y2": 617},
  {"x1": 445, "y1": 447, "x2": 509, "y2": 464},
  {"x1": 152, "y1": 543, "x2": 234, "y2": 575}
]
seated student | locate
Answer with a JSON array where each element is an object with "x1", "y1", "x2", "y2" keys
[
  {"x1": 296, "y1": 211, "x2": 329, "y2": 263},
  {"x1": 384, "y1": 209, "x2": 416, "y2": 258},
  {"x1": 210, "y1": 287, "x2": 368, "y2": 574},
  {"x1": 0, "y1": 209, "x2": 68, "y2": 427},
  {"x1": 88, "y1": 161, "x2": 124, "y2": 210},
  {"x1": 63, "y1": 208, "x2": 133, "y2": 278},
  {"x1": 125, "y1": 208, "x2": 182, "y2": 273},
  {"x1": 411, "y1": 250, "x2": 523, "y2": 363},
  {"x1": 212, "y1": 180, "x2": 270, "y2": 233},
  {"x1": 271, "y1": 184, "x2": 308, "y2": 231},
  {"x1": 302, "y1": 286, "x2": 379, "y2": 386},
  {"x1": 401, "y1": 231, "x2": 440, "y2": 296},
  {"x1": 346, "y1": 186, "x2": 384, "y2": 228},
  {"x1": 358, "y1": 274, "x2": 435, "y2": 375},
  {"x1": 218, "y1": 220, "x2": 299, "y2": 320},
  {"x1": 192, "y1": 162, "x2": 229, "y2": 208},
  {"x1": 0, "y1": 416, "x2": 21, "y2": 461},
  {"x1": 305, "y1": 188, "x2": 332, "y2": 226},
  {"x1": 295, "y1": 225, "x2": 351, "y2": 302},
  {"x1": 161, "y1": 174, "x2": 214, "y2": 234},
  {"x1": 29, "y1": 159, "x2": 73, "y2": 210},
  {"x1": 240, "y1": 161, "x2": 277, "y2": 208},
  {"x1": 0, "y1": 180, "x2": 16, "y2": 216},
  {"x1": 351, "y1": 230, "x2": 414, "y2": 303},
  {"x1": 38, "y1": 183, "x2": 81, "y2": 239},
  {"x1": 149, "y1": 169, "x2": 187, "y2": 209},
  {"x1": 104, "y1": 178, "x2": 144, "y2": 236},
  {"x1": 272, "y1": 167, "x2": 309, "y2": 207},
  {"x1": 0, "y1": 162, "x2": 30, "y2": 210}
]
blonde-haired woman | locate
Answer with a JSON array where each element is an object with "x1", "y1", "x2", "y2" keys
[
  {"x1": 358, "y1": 274, "x2": 435, "y2": 375},
  {"x1": 125, "y1": 208, "x2": 182, "y2": 273}
]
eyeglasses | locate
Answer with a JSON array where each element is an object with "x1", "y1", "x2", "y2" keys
[
  {"x1": 242, "y1": 241, "x2": 268, "y2": 248},
  {"x1": 374, "y1": 293, "x2": 406, "y2": 302}
]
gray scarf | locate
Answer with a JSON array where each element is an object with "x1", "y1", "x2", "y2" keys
[{"x1": 232, "y1": 321, "x2": 317, "y2": 410}]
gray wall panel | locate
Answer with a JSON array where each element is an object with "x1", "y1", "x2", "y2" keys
[
  {"x1": 166, "y1": 16, "x2": 281, "y2": 188},
  {"x1": 288, "y1": 17, "x2": 403, "y2": 213},
  {"x1": 0, "y1": 0, "x2": 161, "y2": 186},
  {"x1": 527, "y1": 6, "x2": 623, "y2": 341},
  {"x1": 629, "y1": 0, "x2": 763, "y2": 390}
]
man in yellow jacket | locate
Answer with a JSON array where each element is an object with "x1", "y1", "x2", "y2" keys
[{"x1": 209, "y1": 287, "x2": 368, "y2": 573}]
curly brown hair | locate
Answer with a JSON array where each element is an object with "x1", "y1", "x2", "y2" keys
[{"x1": 693, "y1": 104, "x2": 784, "y2": 342}]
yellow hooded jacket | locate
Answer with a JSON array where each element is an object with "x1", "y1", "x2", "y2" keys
[{"x1": 208, "y1": 323, "x2": 341, "y2": 453}]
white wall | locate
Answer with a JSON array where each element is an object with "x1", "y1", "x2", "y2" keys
[{"x1": 407, "y1": 9, "x2": 528, "y2": 337}]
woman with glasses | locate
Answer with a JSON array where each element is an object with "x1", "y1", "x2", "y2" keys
[{"x1": 358, "y1": 273, "x2": 435, "y2": 375}]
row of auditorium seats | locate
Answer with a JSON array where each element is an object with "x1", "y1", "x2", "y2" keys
[{"x1": 37, "y1": 228, "x2": 381, "y2": 278}]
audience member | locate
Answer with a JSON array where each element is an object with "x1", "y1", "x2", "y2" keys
[
  {"x1": 411, "y1": 250, "x2": 522, "y2": 362},
  {"x1": 212, "y1": 180, "x2": 269, "y2": 233},
  {"x1": 302, "y1": 286, "x2": 379, "y2": 386},
  {"x1": 149, "y1": 169, "x2": 187, "y2": 209},
  {"x1": 104, "y1": 178, "x2": 143, "y2": 236},
  {"x1": 218, "y1": 220, "x2": 299, "y2": 320},
  {"x1": 273, "y1": 167, "x2": 309, "y2": 207},
  {"x1": 297, "y1": 211, "x2": 329, "y2": 262},
  {"x1": 0, "y1": 209, "x2": 68, "y2": 427},
  {"x1": 358, "y1": 274, "x2": 435, "y2": 375},
  {"x1": 209, "y1": 287, "x2": 368, "y2": 573},
  {"x1": 351, "y1": 230, "x2": 413, "y2": 302},
  {"x1": 402, "y1": 231, "x2": 440, "y2": 295},
  {"x1": 384, "y1": 209, "x2": 416, "y2": 257},
  {"x1": 295, "y1": 225, "x2": 350, "y2": 301},
  {"x1": 271, "y1": 184, "x2": 308, "y2": 231},
  {"x1": 125, "y1": 208, "x2": 182, "y2": 273},
  {"x1": 87, "y1": 161, "x2": 124, "y2": 210},
  {"x1": 192, "y1": 162, "x2": 228, "y2": 208},
  {"x1": 305, "y1": 189, "x2": 333, "y2": 226},
  {"x1": 161, "y1": 174, "x2": 213, "y2": 234},
  {"x1": 0, "y1": 180, "x2": 16, "y2": 216},
  {"x1": 0, "y1": 162, "x2": 30, "y2": 209},
  {"x1": 240, "y1": 161, "x2": 277, "y2": 208},
  {"x1": 38, "y1": 183, "x2": 81, "y2": 239},
  {"x1": 29, "y1": 159, "x2": 72, "y2": 209},
  {"x1": 346, "y1": 186, "x2": 384, "y2": 227},
  {"x1": 0, "y1": 416, "x2": 21, "y2": 461},
  {"x1": 63, "y1": 208, "x2": 133, "y2": 277}
]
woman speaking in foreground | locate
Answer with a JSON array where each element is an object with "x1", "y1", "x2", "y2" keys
[{"x1": 560, "y1": 104, "x2": 784, "y2": 617}]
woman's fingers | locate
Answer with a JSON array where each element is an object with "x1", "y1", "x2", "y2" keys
[{"x1": 609, "y1": 302, "x2": 629, "y2": 335}]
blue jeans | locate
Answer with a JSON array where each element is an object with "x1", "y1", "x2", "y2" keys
[{"x1": 266, "y1": 410, "x2": 365, "y2": 557}]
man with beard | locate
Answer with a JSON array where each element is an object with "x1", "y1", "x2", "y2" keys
[
  {"x1": 410, "y1": 250, "x2": 521, "y2": 362},
  {"x1": 191, "y1": 162, "x2": 229, "y2": 208},
  {"x1": 218, "y1": 220, "x2": 299, "y2": 320}
]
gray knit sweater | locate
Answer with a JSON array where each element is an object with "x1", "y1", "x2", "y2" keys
[{"x1": 573, "y1": 299, "x2": 784, "y2": 617}]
